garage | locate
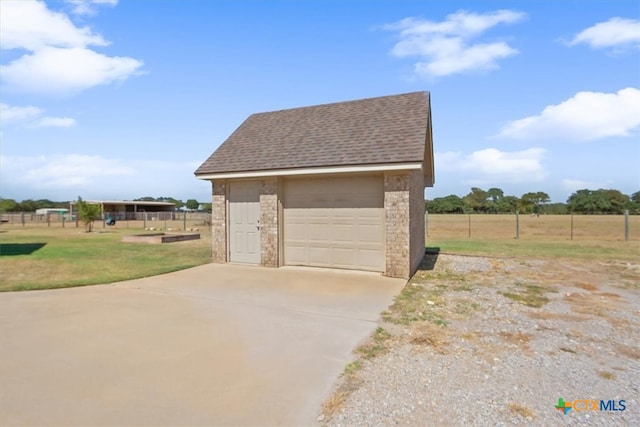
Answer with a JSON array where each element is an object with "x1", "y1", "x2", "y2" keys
[
  {"x1": 195, "y1": 91, "x2": 434, "y2": 278},
  {"x1": 283, "y1": 175, "x2": 384, "y2": 271}
]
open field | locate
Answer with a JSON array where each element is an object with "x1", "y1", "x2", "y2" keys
[
  {"x1": 427, "y1": 213, "x2": 639, "y2": 241},
  {"x1": 426, "y1": 214, "x2": 639, "y2": 262},
  {"x1": 0, "y1": 227, "x2": 211, "y2": 292}
]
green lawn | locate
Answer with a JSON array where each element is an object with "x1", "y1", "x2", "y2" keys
[{"x1": 0, "y1": 227, "x2": 211, "y2": 292}]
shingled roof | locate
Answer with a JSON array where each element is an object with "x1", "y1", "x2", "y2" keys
[{"x1": 195, "y1": 91, "x2": 431, "y2": 176}]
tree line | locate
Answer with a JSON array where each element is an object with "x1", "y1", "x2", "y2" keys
[
  {"x1": 426, "y1": 188, "x2": 640, "y2": 215},
  {"x1": 0, "y1": 196, "x2": 212, "y2": 213}
]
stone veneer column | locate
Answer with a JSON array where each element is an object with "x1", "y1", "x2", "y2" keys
[
  {"x1": 260, "y1": 177, "x2": 279, "y2": 267},
  {"x1": 211, "y1": 179, "x2": 227, "y2": 263},
  {"x1": 384, "y1": 172, "x2": 411, "y2": 278},
  {"x1": 409, "y1": 170, "x2": 426, "y2": 275}
]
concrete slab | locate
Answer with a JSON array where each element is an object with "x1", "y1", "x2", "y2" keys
[{"x1": 0, "y1": 264, "x2": 405, "y2": 426}]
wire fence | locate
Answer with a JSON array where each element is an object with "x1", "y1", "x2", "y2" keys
[
  {"x1": 425, "y1": 212, "x2": 638, "y2": 242},
  {"x1": 0, "y1": 211, "x2": 212, "y2": 231}
]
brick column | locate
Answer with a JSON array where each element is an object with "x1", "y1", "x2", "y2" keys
[
  {"x1": 211, "y1": 179, "x2": 227, "y2": 263},
  {"x1": 384, "y1": 172, "x2": 411, "y2": 278},
  {"x1": 260, "y1": 177, "x2": 279, "y2": 267}
]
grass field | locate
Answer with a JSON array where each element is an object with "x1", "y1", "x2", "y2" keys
[
  {"x1": 0, "y1": 227, "x2": 212, "y2": 292},
  {"x1": 426, "y1": 214, "x2": 639, "y2": 262},
  {"x1": 1, "y1": 214, "x2": 638, "y2": 292}
]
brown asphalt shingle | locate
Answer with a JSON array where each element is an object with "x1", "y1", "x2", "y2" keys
[{"x1": 194, "y1": 91, "x2": 430, "y2": 175}]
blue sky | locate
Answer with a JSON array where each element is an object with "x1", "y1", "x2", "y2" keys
[{"x1": 1, "y1": 0, "x2": 639, "y2": 204}]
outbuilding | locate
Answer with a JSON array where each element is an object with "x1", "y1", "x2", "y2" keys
[{"x1": 195, "y1": 92, "x2": 434, "y2": 278}]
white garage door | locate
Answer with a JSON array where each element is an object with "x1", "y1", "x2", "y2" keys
[{"x1": 284, "y1": 175, "x2": 384, "y2": 271}]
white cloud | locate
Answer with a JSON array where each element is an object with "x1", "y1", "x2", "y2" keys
[
  {"x1": 0, "y1": 0, "x2": 142, "y2": 94},
  {"x1": 65, "y1": 0, "x2": 118, "y2": 16},
  {"x1": 1, "y1": 102, "x2": 76, "y2": 128},
  {"x1": 383, "y1": 10, "x2": 525, "y2": 78},
  {"x1": 0, "y1": 103, "x2": 43, "y2": 123},
  {"x1": 0, "y1": 154, "x2": 135, "y2": 190},
  {"x1": 436, "y1": 147, "x2": 547, "y2": 185},
  {"x1": 562, "y1": 179, "x2": 604, "y2": 193},
  {"x1": 569, "y1": 17, "x2": 640, "y2": 50},
  {"x1": 37, "y1": 117, "x2": 76, "y2": 128},
  {"x1": 496, "y1": 87, "x2": 640, "y2": 141},
  {"x1": 2, "y1": 47, "x2": 143, "y2": 94},
  {"x1": 0, "y1": 154, "x2": 209, "y2": 201}
]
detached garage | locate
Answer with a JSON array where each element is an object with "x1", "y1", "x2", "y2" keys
[{"x1": 195, "y1": 92, "x2": 434, "y2": 278}]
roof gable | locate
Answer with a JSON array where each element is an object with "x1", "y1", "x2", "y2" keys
[{"x1": 195, "y1": 91, "x2": 432, "y2": 176}]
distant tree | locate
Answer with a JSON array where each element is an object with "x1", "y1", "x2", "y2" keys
[
  {"x1": 76, "y1": 197, "x2": 102, "y2": 232},
  {"x1": 158, "y1": 197, "x2": 184, "y2": 210},
  {"x1": 426, "y1": 195, "x2": 465, "y2": 213},
  {"x1": 17, "y1": 199, "x2": 38, "y2": 212},
  {"x1": 200, "y1": 202, "x2": 212, "y2": 213},
  {"x1": 463, "y1": 188, "x2": 489, "y2": 213},
  {"x1": 0, "y1": 198, "x2": 19, "y2": 212},
  {"x1": 520, "y1": 192, "x2": 550, "y2": 214},
  {"x1": 630, "y1": 191, "x2": 640, "y2": 214},
  {"x1": 135, "y1": 196, "x2": 156, "y2": 201},
  {"x1": 185, "y1": 199, "x2": 199, "y2": 211},
  {"x1": 567, "y1": 189, "x2": 631, "y2": 214},
  {"x1": 545, "y1": 203, "x2": 568, "y2": 214},
  {"x1": 495, "y1": 195, "x2": 519, "y2": 213}
]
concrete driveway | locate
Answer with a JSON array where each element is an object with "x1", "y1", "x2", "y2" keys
[{"x1": 0, "y1": 264, "x2": 404, "y2": 426}]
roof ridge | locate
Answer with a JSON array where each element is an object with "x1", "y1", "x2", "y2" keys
[{"x1": 250, "y1": 91, "x2": 429, "y2": 117}]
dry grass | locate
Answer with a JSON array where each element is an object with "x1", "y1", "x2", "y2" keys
[
  {"x1": 427, "y1": 214, "x2": 640, "y2": 241},
  {"x1": 527, "y1": 311, "x2": 589, "y2": 322},
  {"x1": 499, "y1": 332, "x2": 532, "y2": 352},
  {"x1": 564, "y1": 292, "x2": 620, "y2": 317},
  {"x1": 409, "y1": 321, "x2": 449, "y2": 349},
  {"x1": 577, "y1": 282, "x2": 599, "y2": 291},
  {"x1": 598, "y1": 371, "x2": 617, "y2": 380},
  {"x1": 616, "y1": 344, "x2": 640, "y2": 360},
  {"x1": 507, "y1": 402, "x2": 536, "y2": 420}
]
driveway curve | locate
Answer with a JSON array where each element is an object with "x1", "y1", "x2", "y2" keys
[{"x1": 0, "y1": 263, "x2": 404, "y2": 426}]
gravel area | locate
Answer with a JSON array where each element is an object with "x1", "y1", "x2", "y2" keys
[{"x1": 323, "y1": 254, "x2": 640, "y2": 426}]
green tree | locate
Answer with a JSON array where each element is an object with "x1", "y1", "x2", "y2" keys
[
  {"x1": 520, "y1": 191, "x2": 550, "y2": 214},
  {"x1": 567, "y1": 189, "x2": 629, "y2": 214},
  {"x1": 425, "y1": 195, "x2": 465, "y2": 213},
  {"x1": 200, "y1": 202, "x2": 212, "y2": 213},
  {"x1": 0, "y1": 198, "x2": 19, "y2": 212},
  {"x1": 76, "y1": 197, "x2": 102, "y2": 232},
  {"x1": 630, "y1": 191, "x2": 640, "y2": 214},
  {"x1": 495, "y1": 195, "x2": 519, "y2": 213},
  {"x1": 185, "y1": 199, "x2": 200, "y2": 211},
  {"x1": 463, "y1": 188, "x2": 489, "y2": 213}
]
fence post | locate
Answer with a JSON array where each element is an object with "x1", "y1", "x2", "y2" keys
[
  {"x1": 184, "y1": 212, "x2": 187, "y2": 230},
  {"x1": 515, "y1": 210, "x2": 520, "y2": 239},
  {"x1": 624, "y1": 210, "x2": 629, "y2": 241},
  {"x1": 21, "y1": 212, "x2": 25, "y2": 227},
  {"x1": 570, "y1": 214, "x2": 574, "y2": 241},
  {"x1": 143, "y1": 212, "x2": 147, "y2": 229},
  {"x1": 468, "y1": 214, "x2": 471, "y2": 238}
]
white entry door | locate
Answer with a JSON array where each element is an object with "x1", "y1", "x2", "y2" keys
[{"x1": 229, "y1": 181, "x2": 261, "y2": 264}]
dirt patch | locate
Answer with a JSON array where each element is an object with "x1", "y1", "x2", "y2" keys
[{"x1": 324, "y1": 254, "x2": 640, "y2": 425}]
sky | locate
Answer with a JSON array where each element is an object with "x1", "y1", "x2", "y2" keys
[{"x1": 1, "y1": 0, "x2": 639, "y2": 204}]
